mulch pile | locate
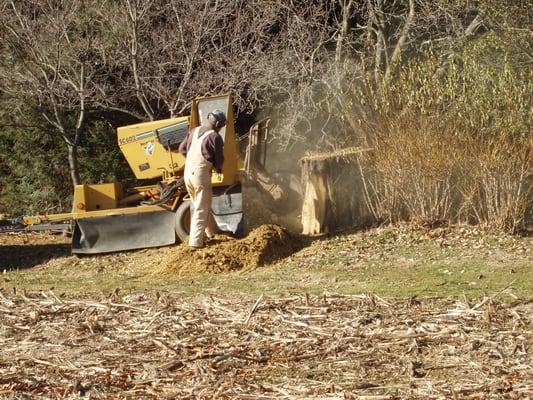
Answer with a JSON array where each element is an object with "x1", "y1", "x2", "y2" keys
[
  {"x1": 0, "y1": 290, "x2": 531, "y2": 399},
  {"x1": 155, "y1": 224, "x2": 301, "y2": 275}
]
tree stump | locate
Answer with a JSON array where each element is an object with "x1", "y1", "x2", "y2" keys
[{"x1": 300, "y1": 147, "x2": 373, "y2": 235}]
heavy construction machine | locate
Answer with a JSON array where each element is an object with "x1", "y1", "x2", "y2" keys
[{"x1": 0, "y1": 94, "x2": 300, "y2": 254}]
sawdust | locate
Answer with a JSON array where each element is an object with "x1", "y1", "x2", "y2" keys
[{"x1": 155, "y1": 224, "x2": 300, "y2": 276}]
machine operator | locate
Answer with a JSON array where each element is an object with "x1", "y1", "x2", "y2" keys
[{"x1": 179, "y1": 110, "x2": 226, "y2": 249}]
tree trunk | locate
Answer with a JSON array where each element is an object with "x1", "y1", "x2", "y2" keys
[
  {"x1": 67, "y1": 143, "x2": 81, "y2": 186},
  {"x1": 301, "y1": 164, "x2": 332, "y2": 235},
  {"x1": 300, "y1": 155, "x2": 338, "y2": 235},
  {"x1": 384, "y1": 0, "x2": 415, "y2": 84}
]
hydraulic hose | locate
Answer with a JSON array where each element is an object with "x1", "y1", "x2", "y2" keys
[{"x1": 141, "y1": 178, "x2": 184, "y2": 206}]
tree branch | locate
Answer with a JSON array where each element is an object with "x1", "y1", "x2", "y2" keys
[{"x1": 384, "y1": 0, "x2": 415, "y2": 83}]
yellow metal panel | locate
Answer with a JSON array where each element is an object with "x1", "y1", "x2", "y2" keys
[
  {"x1": 118, "y1": 95, "x2": 242, "y2": 185},
  {"x1": 73, "y1": 185, "x2": 86, "y2": 211},
  {"x1": 72, "y1": 204, "x2": 172, "y2": 219},
  {"x1": 191, "y1": 94, "x2": 240, "y2": 187},
  {"x1": 117, "y1": 117, "x2": 189, "y2": 179},
  {"x1": 73, "y1": 182, "x2": 123, "y2": 212},
  {"x1": 22, "y1": 213, "x2": 73, "y2": 224}
]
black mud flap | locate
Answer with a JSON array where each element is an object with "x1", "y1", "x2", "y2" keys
[
  {"x1": 210, "y1": 188, "x2": 244, "y2": 237},
  {"x1": 72, "y1": 211, "x2": 176, "y2": 254}
]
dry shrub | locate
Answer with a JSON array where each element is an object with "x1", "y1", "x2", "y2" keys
[
  {"x1": 357, "y1": 112, "x2": 462, "y2": 225},
  {"x1": 354, "y1": 39, "x2": 532, "y2": 232},
  {"x1": 459, "y1": 135, "x2": 532, "y2": 233},
  {"x1": 360, "y1": 125, "x2": 532, "y2": 232},
  {"x1": 264, "y1": 28, "x2": 531, "y2": 233}
]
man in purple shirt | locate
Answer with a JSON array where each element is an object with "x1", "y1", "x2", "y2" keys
[{"x1": 179, "y1": 110, "x2": 226, "y2": 248}]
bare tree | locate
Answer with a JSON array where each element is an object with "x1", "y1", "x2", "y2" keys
[
  {"x1": 365, "y1": 0, "x2": 416, "y2": 86},
  {"x1": 100, "y1": 0, "x2": 335, "y2": 124},
  {"x1": 3, "y1": 0, "x2": 506, "y2": 160},
  {"x1": 98, "y1": 0, "x2": 159, "y2": 120},
  {"x1": 100, "y1": 0, "x2": 237, "y2": 119},
  {"x1": 0, "y1": 0, "x2": 111, "y2": 186}
]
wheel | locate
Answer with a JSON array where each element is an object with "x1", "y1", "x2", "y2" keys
[{"x1": 175, "y1": 200, "x2": 191, "y2": 242}]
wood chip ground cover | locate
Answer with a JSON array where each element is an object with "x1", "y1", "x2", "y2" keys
[
  {"x1": 1, "y1": 290, "x2": 531, "y2": 399},
  {"x1": 154, "y1": 225, "x2": 301, "y2": 275},
  {"x1": 0, "y1": 224, "x2": 531, "y2": 398}
]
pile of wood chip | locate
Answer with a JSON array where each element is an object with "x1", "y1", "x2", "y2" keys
[
  {"x1": 1, "y1": 290, "x2": 531, "y2": 399},
  {"x1": 155, "y1": 225, "x2": 301, "y2": 275}
]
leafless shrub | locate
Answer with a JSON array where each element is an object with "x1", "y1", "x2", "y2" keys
[
  {"x1": 357, "y1": 114, "x2": 459, "y2": 224},
  {"x1": 459, "y1": 136, "x2": 532, "y2": 233}
]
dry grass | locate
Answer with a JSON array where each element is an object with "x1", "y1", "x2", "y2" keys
[{"x1": 2, "y1": 224, "x2": 531, "y2": 298}]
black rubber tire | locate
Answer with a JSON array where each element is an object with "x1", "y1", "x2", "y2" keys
[{"x1": 175, "y1": 200, "x2": 191, "y2": 242}]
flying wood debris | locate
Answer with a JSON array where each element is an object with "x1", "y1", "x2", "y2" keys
[
  {"x1": 0, "y1": 291, "x2": 531, "y2": 399},
  {"x1": 299, "y1": 147, "x2": 374, "y2": 235}
]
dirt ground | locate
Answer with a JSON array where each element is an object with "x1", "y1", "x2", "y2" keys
[{"x1": 0, "y1": 225, "x2": 302, "y2": 276}]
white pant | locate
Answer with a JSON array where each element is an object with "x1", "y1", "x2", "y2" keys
[{"x1": 184, "y1": 169, "x2": 217, "y2": 247}]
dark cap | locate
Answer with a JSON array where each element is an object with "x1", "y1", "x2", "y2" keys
[{"x1": 207, "y1": 109, "x2": 227, "y2": 130}]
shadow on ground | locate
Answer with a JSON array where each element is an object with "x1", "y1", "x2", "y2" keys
[{"x1": 0, "y1": 244, "x2": 71, "y2": 270}]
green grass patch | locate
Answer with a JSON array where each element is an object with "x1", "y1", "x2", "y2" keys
[{"x1": 2, "y1": 227, "x2": 532, "y2": 300}]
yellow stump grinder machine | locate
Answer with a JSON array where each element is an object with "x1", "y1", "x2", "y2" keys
[{"x1": 0, "y1": 94, "x2": 300, "y2": 253}]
